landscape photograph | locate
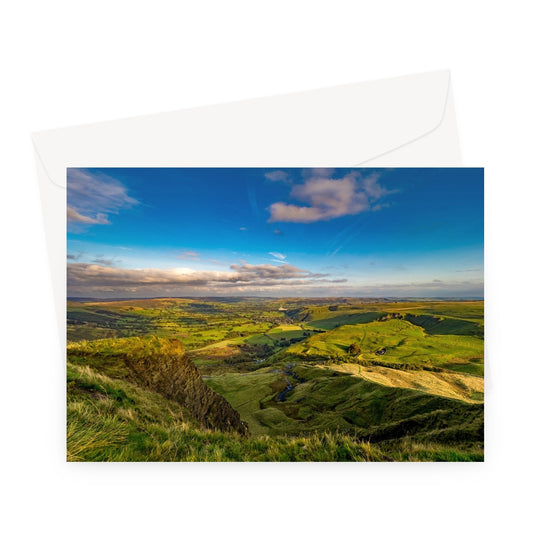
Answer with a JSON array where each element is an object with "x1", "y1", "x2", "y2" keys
[{"x1": 67, "y1": 167, "x2": 484, "y2": 461}]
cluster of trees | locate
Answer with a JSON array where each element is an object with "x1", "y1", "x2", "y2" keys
[
  {"x1": 276, "y1": 338, "x2": 303, "y2": 347},
  {"x1": 347, "y1": 343, "x2": 361, "y2": 355},
  {"x1": 238, "y1": 343, "x2": 274, "y2": 360},
  {"x1": 377, "y1": 313, "x2": 404, "y2": 321},
  {"x1": 224, "y1": 330, "x2": 246, "y2": 339}
]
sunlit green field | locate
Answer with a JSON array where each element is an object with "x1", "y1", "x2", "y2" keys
[{"x1": 284, "y1": 319, "x2": 484, "y2": 375}]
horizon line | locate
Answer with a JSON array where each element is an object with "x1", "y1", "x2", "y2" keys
[{"x1": 67, "y1": 295, "x2": 484, "y2": 301}]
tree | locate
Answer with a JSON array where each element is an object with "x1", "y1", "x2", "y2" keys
[{"x1": 347, "y1": 343, "x2": 361, "y2": 356}]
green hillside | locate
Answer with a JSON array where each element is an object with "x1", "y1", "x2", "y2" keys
[
  {"x1": 283, "y1": 319, "x2": 484, "y2": 375},
  {"x1": 67, "y1": 362, "x2": 481, "y2": 461},
  {"x1": 205, "y1": 364, "x2": 483, "y2": 442},
  {"x1": 66, "y1": 298, "x2": 484, "y2": 461}
]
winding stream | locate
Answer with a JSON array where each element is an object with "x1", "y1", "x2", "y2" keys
[{"x1": 277, "y1": 363, "x2": 301, "y2": 402}]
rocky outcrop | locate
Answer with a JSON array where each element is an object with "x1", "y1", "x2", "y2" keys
[{"x1": 123, "y1": 342, "x2": 248, "y2": 436}]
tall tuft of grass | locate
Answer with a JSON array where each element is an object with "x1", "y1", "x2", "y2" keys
[{"x1": 67, "y1": 405, "x2": 128, "y2": 461}]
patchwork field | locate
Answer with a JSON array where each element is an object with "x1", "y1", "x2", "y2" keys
[{"x1": 67, "y1": 297, "x2": 484, "y2": 461}]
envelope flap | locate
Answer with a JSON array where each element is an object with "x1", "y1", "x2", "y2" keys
[{"x1": 33, "y1": 70, "x2": 451, "y2": 188}]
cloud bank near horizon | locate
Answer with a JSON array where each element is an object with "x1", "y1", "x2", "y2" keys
[
  {"x1": 67, "y1": 261, "x2": 349, "y2": 297},
  {"x1": 67, "y1": 260, "x2": 482, "y2": 299}
]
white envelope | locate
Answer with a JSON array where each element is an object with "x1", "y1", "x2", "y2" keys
[{"x1": 32, "y1": 69, "x2": 461, "y2": 341}]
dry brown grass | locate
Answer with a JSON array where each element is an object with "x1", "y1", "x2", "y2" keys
[{"x1": 327, "y1": 363, "x2": 484, "y2": 403}]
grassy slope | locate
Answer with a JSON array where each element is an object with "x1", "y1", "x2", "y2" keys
[
  {"x1": 67, "y1": 363, "x2": 482, "y2": 461},
  {"x1": 327, "y1": 362, "x2": 484, "y2": 403},
  {"x1": 290, "y1": 300, "x2": 483, "y2": 320},
  {"x1": 205, "y1": 364, "x2": 483, "y2": 446},
  {"x1": 307, "y1": 312, "x2": 385, "y2": 330},
  {"x1": 283, "y1": 319, "x2": 484, "y2": 375},
  {"x1": 404, "y1": 314, "x2": 483, "y2": 337}
]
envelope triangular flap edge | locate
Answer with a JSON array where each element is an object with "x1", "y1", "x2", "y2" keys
[{"x1": 33, "y1": 70, "x2": 452, "y2": 188}]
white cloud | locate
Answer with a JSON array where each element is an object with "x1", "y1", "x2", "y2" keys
[
  {"x1": 301, "y1": 168, "x2": 335, "y2": 179},
  {"x1": 67, "y1": 169, "x2": 138, "y2": 227},
  {"x1": 268, "y1": 171, "x2": 392, "y2": 223},
  {"x1": 265, "y1": 170, "x2": 290, "y2": 183},
  {"x1": 67, "y1": 261, "x2": 482, "y2": 299},
  {"x1": 67, "y1": 207, "x2": 109, "y2": 225},
  {"x1": 67, "y1": 261, "x2": 346, "y2": 297},
  {"x1": 269, "y1": 251, "x2": 287, "y2": 261},
  {"x1": 172, "y1": 267, "x2": 196, "y2": 274},
  {"x1": 177, "y1": 250, "x2": 200, "y2": 261},
  {"x1": 92, "y1": 255, "x2": 119, "y2": 266}
]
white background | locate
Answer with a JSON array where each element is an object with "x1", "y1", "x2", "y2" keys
[{"x1": 1, "y1": 1, "x2": 532, "y2": 532}]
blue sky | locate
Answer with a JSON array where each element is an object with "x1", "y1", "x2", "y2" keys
[{"x1": 67, "y1": 167, "x2": 483, "y2": 298}]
